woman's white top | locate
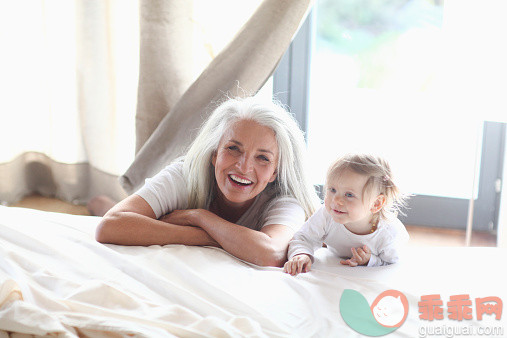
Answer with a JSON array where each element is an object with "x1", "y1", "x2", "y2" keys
[
  {"x1": 287, "y1": 206, "x2": 409, "y2": 266},
  {"x1": 135, "y1": 161, "x2": 306, "y2": 232}
]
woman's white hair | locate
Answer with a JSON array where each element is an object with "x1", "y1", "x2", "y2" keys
[{"x1": 182, "y1": 96, "x2": 319, "y2": 219}]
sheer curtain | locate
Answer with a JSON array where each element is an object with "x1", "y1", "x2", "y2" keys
[
  {"x1": 0, "y1": 0, "x2": 313, "y2": 206},
  {"x1": 0, "y1": 0, "x2": 138, "y2": 205}
]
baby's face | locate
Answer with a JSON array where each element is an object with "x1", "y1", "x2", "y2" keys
[{"x1": 324, "y1": 169, "x2": 373, "y2": 227}]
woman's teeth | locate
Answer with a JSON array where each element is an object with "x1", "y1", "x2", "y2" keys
[{"x1": 230, "y1": 174, "x2": 252, "y2": 185}]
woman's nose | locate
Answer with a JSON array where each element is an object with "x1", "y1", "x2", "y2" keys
[{"x1": 236, "y1": 154, "x2": 253, "y2": 172}]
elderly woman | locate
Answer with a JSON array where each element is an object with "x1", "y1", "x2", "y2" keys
[{"x1": 95, "y1": 97, "x2": 320, "y2": 267}]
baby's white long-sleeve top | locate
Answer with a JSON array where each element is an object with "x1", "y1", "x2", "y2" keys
[{"x1": 287, "y1": 206, "x2": 409, "y2": 266}]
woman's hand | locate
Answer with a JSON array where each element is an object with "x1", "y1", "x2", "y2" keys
[
  {"x1": 159, "y1": 209, "x2": 202, "y2": 227},
  {"x1": 283, "y1": 254, "x2": 312, "y2": 275},
  {"x1": 340, "y1": 245, "x2": 371, "y2": 267},
  {"x1": 158, "y1": 209, "x2": 220, "y2": 247}
]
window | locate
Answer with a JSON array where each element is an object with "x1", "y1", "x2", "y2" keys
[{"x1": 274, "y1": 0, "x2": 506, "y2": 231}]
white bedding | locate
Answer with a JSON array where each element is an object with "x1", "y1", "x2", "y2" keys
[{"x1": 1, "y1": 205, "x2": 505, "y2": 337}]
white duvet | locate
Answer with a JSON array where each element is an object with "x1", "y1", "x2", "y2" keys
[{"x1": 0, "y1": 206, "x2": 505, "y2": 337}]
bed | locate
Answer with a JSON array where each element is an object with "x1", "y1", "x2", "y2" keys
[{"x1": 1, "y1": 205, "x2": 505, "y2": 337}]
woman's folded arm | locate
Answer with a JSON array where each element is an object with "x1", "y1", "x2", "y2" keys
[
  {"x1": 95, "y1": 195, "x2": 218, "y2": 247},
  {"x1": 162, "y1": 209, "x2": 293, "y2": 267}
]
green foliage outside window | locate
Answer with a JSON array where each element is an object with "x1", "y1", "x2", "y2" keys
[{"x1": 315, "y1": 0, "x2": 444, "y2": 88}]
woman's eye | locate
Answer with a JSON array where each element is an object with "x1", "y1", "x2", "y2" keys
[
  {"x1": 258, "y1": 155, "x2": 270, "y2": 162},
  {"x1": 345, "y1": 192, "x2": 354, "y2": 198},
  {"x1": 227, "y1": 145, "x2": 240, "y2": 152},
  {"x1": 328, "y1": 188, "x2": 336, "y2": 193}
]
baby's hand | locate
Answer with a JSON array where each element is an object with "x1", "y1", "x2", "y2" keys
[
  {"x1": 340, "y1": 245, "x2": 371, "y2": 267},
  {"x1": 283, "y1": 254, "x2": 312, "y2": 276}
]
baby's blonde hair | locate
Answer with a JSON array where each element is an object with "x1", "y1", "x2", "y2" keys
[{"x1": 326, "y1": 153, "x2": 408, "y2": 222}]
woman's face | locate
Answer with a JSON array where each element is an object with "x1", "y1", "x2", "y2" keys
[{"x1": 212, "y1": 119, "x2": 279, "y2": 209}]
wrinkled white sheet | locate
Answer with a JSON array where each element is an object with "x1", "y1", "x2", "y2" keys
[{"x1": 1, "y1": 206, "x2": 505, "y2": 337}]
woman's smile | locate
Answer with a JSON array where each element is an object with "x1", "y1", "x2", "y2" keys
[{"x1": 228, "y1": 174, "x2": 254, "y2": 186}]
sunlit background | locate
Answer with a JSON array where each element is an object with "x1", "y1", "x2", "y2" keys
[{"x1": 306, "y1": 0, "x2": 507, "y2": 201}]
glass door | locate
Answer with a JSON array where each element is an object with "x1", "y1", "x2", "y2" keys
[{"x1": 274, "y1": 0, "x2": 507, "y2": 231}]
